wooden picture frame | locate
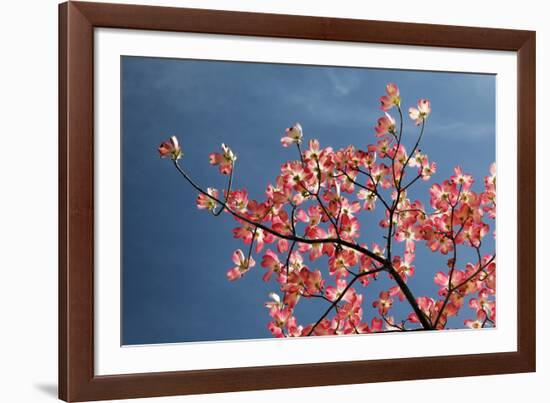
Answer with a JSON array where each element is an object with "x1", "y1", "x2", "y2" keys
[{"x1": 59, "y1": 1, "x2": 536, "y2": 401}]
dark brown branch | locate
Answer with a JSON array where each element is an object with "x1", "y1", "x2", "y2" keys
[
  {"x1": 402, "y1": 171, "x2": 423, "y2": 192},
  {"x1": 387, "y1": 265, "x2": 434, "y2": 330},
  {"x1": 306, "y1": 265, "x2": 387, "y2": 336},
  {"x1": 433, "y1": 253, "x2": 496, "y2": 329},
  {"x1": 432, "y1": 202, "x2": 459, "y2": 328},
  {"x1": 382, "y1": 314, "x2": 406, "y2": 331},
  {"x1": 397, "y1": 118, "x2": 425, "y2": 189},
  {"x1": 383, "y1": 112, "x2": 434, "y2": 331},
  {"x1": 391, "y1": 105, "x2": 404, "y2": 187},
  {"x1": 339, "y1": 169, "x2": 391, "y2": 211},
  {"x1": 451, "y1": 255, "x2": 496, "y2": 293},
  {"x1": 212, "y1": 161, "x2": 235, "y2": 216}
]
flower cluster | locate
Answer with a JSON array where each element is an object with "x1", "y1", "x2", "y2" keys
[{"x1": 159, "y1": 83, "x2": 496, "y2": 337}]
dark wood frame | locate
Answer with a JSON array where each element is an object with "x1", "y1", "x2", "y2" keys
[{"x1": 59, "y1": 1, "x2": 536, "y2": 401}]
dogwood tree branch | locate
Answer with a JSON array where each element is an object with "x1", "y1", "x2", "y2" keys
[
  {"x1": 161, "y1": 84, "x2": 496, "y2": 337},
  {"x1": 173, "y1": 160, "x2": 388, "y2": 266}
]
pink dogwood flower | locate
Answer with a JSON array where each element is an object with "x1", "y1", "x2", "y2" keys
[
  {"x1": 158, "y1": 135, "x2": 182, "y2": 160},
  {"x1": 196, "y1": 188, "x2": 219, "y2": 211},
  {"x1": 375, "y1": 112, "x2": 396, "y2": 137},
  {"x1": 380, "y1": 83, "x2": 401, "y2": 111},
  {"x1": 261, "y1": 249, "x2": 283, "y2": 282},
  {"x1": 464, "y1": 319, "x2": 484, "y2": 329},
  {"x1": 226, "y1": 249, "x2": 256, "y2": 281},
  {"x1": 408, "y1": 99, "x2": 431, "y2": 125},
  {"x1": 209, "y1": 143, "x2": 236, "y2": 175},
  {"x1": 373, "y1": 291, "x2": 393, "y2": 315},
  {"x1": 281, "y1": 123, "x2": 303, "y2": 147},
  {"x1": 451, "y1": 166, "x2": 474, "y2": 189}
]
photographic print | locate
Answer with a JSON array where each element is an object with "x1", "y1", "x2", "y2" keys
[{"x1": 122, "y1": 56, "x2": 496, "y2": 345}]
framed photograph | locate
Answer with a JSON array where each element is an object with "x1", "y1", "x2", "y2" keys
[{"x1": 59, "y1": 1, "x2": 536, "y2": 401}]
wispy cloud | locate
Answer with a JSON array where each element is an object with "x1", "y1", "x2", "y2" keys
[
  {"x1": 324, "y1": 68, "x2": 364, "y2": 97},
  {"x1": 427, "y1": 120, "x2": 495, "y2": 141}
]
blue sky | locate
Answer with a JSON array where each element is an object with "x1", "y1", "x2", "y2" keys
[{"x1": 121, "y1": 56, "x2": 495, "y2": 345}]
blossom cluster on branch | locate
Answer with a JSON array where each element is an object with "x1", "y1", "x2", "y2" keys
[{"x1": 158, "y1": 83, "x2": 496, "y2": 337}]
